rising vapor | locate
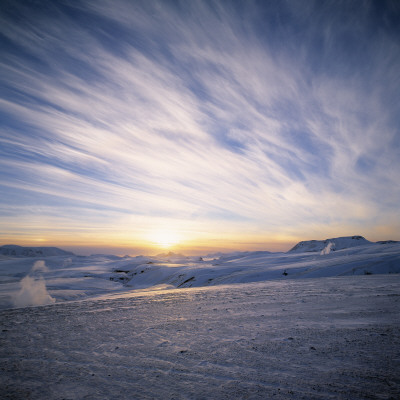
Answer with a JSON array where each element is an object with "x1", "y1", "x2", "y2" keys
[{"x1": 13, "y1": 260, "x2": 55, "y2": 307}]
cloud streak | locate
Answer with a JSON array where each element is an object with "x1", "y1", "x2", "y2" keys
[{"x1": 1, "y1": 0, "x2": 399, "y2": 250}]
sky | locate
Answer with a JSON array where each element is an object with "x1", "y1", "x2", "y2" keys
[{"x1": 0, "y1": 0, "x2": 399, "y2": 256}]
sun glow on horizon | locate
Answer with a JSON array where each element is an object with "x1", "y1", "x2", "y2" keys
[
  {"x1": 149, "y1": 229, "x2": 181, "y2": 249},
  {"x1": 0, "y1": 1, "x2": 399, "y2": 252}
]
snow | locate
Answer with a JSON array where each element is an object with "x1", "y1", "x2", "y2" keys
[
  {"x1": 0, "y1": 238, "x2": 399, "y2": 398},
  {"x1": 0, "y1": 240, "x2": 399, "y2": 308},
  {"x1": 0, "y1": 276, "x2": 399, "y2": 399},
  {"x1": 289, "y1": 235, "x2": 371, "y2": 253},
  {"x1": 0, "y1": 245, "x2": 74, "y2": 257}
]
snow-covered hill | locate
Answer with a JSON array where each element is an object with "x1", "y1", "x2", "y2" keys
[
  {"x1": 0, "y1": 238, "x2": 399, "y2": 309},
  {"x1": 288, "y1": 235, "x2": 371, "y2": 253},
  {"x1": 0, "y1": 245, "x2": 74, "y2": 257}
]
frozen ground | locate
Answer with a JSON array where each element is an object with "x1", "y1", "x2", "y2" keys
[
  {"x1": 0, "y1": 238, "x2": 399, "y2": 398},
  {"x1": 1, "y1": 275, "x2": 399, "y2": 399}
]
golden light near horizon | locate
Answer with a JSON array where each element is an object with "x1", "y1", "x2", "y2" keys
[
  {"x1": 0, "y1": 0, "x2": 399, "y2": 257},
  {"x1": 149, "y1": 229, "x2": 182, "y2": 249},
  {"x1": 32, "y1": 238, "x2": 47, "y2": 242}
]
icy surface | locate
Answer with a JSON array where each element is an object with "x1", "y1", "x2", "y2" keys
[{"x1": 0, "y1": 276, "x2": 399, "y2": 399}]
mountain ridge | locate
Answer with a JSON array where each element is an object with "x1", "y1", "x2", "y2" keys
[
  {"x1": 0, "y1": 245, "x2": 74, "y2": 257},
  {"x1": 288, "y1": 235, "x2": 373, "y2": 253}
]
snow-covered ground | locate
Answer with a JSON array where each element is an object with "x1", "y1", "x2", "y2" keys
[
  {"x1": 1, "y1": 276, "x2": 399, "y2": 399},
  {"x1": 0, "y1": 238, "x2": 399, "y2": 398},
  {"x1": 0, "y1": 239, "x2": 399, "y2": 308}
]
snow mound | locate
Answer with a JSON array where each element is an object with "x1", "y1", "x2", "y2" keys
[
  {"x1": 289, "y1": 236, "x2": 371, "y2": 253},
  {"x1": 0, "y1": 245, "x2": 74, "y2": 257}
]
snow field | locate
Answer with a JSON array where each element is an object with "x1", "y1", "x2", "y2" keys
[
  {"x1": 1, "y1": 240, "x2": 399, "y2": 309},
  {"x1": 1, "y1": 275, "x2": 399, "y2": 399}
]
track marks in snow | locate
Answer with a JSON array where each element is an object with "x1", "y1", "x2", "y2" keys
[{"x1": 0, "y1": 276, "x2": 399, "y2": 399}]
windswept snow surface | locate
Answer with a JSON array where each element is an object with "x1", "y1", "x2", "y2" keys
[
  {"x1": 0, "y1": 240, "x2": 399, "y2": 398},
  {"x1": 0, "y1": 276, "x2": 399, "y2": 399}
]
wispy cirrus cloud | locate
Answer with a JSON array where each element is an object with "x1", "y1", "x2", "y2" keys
[{"x1": 0, "y1": 0, "x2": 399, "y2": 251}]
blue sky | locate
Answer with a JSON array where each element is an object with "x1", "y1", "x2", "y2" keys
[{"x1": 1, "y1": 0, "x2": 399, "y2": 254}]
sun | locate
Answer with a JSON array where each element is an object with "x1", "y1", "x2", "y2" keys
[{"x1": 151, "y1": 230, "x2": 181, "y2": 249}]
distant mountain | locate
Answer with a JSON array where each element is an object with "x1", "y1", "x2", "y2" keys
[
  {"x1": 0, "y1": 245, "x2": 74, "y2": 257},
  {"x1": 288, "y1": 236, "x2": 371, "y2": 253},
  {"x1": 206, "y1": 250, "x2": 272, "y2": 262},
  {"x1": 155, "y1": 251, "x2": 187, "y2": 259}
]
